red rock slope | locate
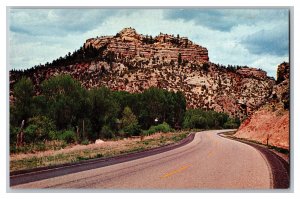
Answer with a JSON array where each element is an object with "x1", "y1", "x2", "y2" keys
[{"x1": 234, "y1": 62, "x2": 290, "y2": 149}]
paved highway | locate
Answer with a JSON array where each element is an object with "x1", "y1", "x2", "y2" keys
[{"x1": 12, "y1": 130, "x2": 277, "y2": 189}]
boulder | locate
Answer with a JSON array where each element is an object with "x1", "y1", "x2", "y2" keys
[{"x1": 95, "y1": 139, "x2": 104, "y2": 144}]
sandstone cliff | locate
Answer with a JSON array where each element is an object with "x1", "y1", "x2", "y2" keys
[
  {"x1": 234, "y1": 62, "x2": 289, "y2": 149},
  {"x1": 85, "y1": 27, "x2": 209, "y2": 63},
  {"x1": 10, "y1": 27, "x2": 276, "y2": 119}
]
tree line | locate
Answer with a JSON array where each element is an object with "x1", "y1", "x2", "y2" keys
[
  {"x1": 10, "y1": 75, "x2": 186, "y2": 145},
  {"x1": 10, "y1": 44, "x2": 110, "y2": 74},
  {"x1": 10, "y1": 74, "x2": 240, "y2": 150}
]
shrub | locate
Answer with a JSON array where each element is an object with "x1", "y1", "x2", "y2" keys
[
  {"x1": 49, "y1": 130, "x2": 59, "y2": 140},
  {"x1": 145, "y1": 122, "x2": 173, "y2": 135},
  {"x1": 223, "y1": 118, "x2": 239, "y2": 129},
  {"x1": 81, "y1": 139, "x2": 89, "y2": 145},
  {"x1": 23, "y1": 116, "x2": 56, "y2": 143},
  {"x1": 189, "y1": 115, "x2": 207, "y2": 129},
  {"x1": 155, "y1": 122, "x2": 172, "y2": 132},
  {"x1": 123, "y1": 123, "x2": 142, "y2": 136},
  {"x1": 58, "y1": 130, "x2": 76, "y2": 143},
  {"x1": 101, "y1": 125, "x2": 114, "y2": 139}
]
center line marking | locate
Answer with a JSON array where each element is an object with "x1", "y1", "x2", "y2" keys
[{"x1": 160, "y1": 164, "x2": 191, "y2": 179}]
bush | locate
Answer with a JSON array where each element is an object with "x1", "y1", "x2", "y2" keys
[
  {"x1": 49, "y1": 130, "x2": 59, "y2": 140},
  {"x1": 223, "y1": 118, "x2": 240, "y2": 129},
  {"x1": 81, "y1": 139, "x2": 89, "y2": 145},
  {"x1": 189, "y1": 115, "x2": 207, "y2": 129},
  {"x1": 23, "y1": 116, "x2": 56, "y2": 143},
  {"x1": 123, "y1": 123, "x2": 142, "y2": 136},
  {"x1": 58, "y1": 130, "x2": 77, "y2": 143},
  {"x1": 155, "y1": 122, "x2": 173, "y2": 132},
  {"x1": 224, "y1": 118, "x2": 240, "y2": 129},
  {"x1": 145, "y1": 122, "x2": 173, "y2": 135},
  {"x1": 101, "y1": 125, "x2": 114, "y2": 139}
]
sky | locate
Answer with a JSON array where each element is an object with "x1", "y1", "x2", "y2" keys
[{"x1": 8, "y1": 8, "x2": 290, "y2": 78}]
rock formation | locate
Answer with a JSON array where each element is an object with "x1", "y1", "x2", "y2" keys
[
  {"x1": 85, "y1": 27, "x2": 209, "y2": 63},
  {"x1": 235, "y1": 62, "x2": 290, "y2": 149},
  {"x1": 9, "y1": 27, "x2": 276, "y2": 119}
]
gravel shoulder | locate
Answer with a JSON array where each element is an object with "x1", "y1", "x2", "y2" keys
[{"x1": 219, "y1": 132, "x2": 290, "y2": 189}]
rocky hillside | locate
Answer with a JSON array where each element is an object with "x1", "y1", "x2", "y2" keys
[
  {"x1": 234, "y1": 62, "x2": 290, "y2": 149},
  {"x1": 10, "y1": 27, "x2": 276, "y2": 119}
]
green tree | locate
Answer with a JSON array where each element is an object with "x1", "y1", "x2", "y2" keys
[
  {"x1": 173, "y1": 91, "x2": 186, "y2": 128},
  {"x1": 11, "y1": 77, "x2": 34, "y2": 126},
  {"x1": 31, "y1": 95, "x2": 47, "y2": 117},
  {"x1": 183, "y1": 108, "x2": 239, "y2": 129},
  {"x1": 113, "y1": 91, "x2": 139, "y2": 117},
  {"x1": 41, "y1": 74, "x2": 87, "y2": 130},
  {"x1": 88, "y1": 87, "x2": 119, "y2": 140},
  {"x1": 178, "y1": 53, "x2": 182, "y2": 65},
  {"x1": 203, "y1": 62, "x2": 210, "y2": 72},
  {"x1": 121, "y1": 106, "x2": 138, "y2": 128},
  {"x1": 140, "y1": 87, "x2": 166, "y2": 129},
  {"x1": 120, "y1": 106, "x2": 140, "y2": 136}
]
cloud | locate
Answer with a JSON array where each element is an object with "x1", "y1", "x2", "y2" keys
[
  {"x1": 164, "y1": 9, "x2": 236, "y2": 31},
  {"x1": 164, "y1": 9, "x2": 289, "y2": 32},
  {"x1": 241, "y1": 27, "x2": 289, "y2": 56},
  {"x1": 9, "y1": 9, "x2": 119, "y2": 36}
]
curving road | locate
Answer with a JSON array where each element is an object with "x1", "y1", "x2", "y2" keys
[{"x1": 12, "y1": 130, "x2": 277, "y2": 189}]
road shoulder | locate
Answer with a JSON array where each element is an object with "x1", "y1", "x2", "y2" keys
[{"x1": 219, "y1": 133, "x2": 290, "y2": 189}]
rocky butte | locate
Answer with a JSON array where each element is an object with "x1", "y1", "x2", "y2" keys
[{"x1": 10, "y1": 27, "x2": 276, "y2": 120}]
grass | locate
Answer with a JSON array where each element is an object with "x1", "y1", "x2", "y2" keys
[
  {"x1": 10, "y1": 140, "x2": 67, "y2": 154},
  {"x1": 10, "y1": 131, "x2": 189, "y2": 172}
]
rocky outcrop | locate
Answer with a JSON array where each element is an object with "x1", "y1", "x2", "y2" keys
[
  {"x1": 85, "y1": 27, "x2": 209, "y2": 63},
  {"x1": 235, "y1": 62, "x2": 290, "y2": 149},
  {"x1": 236, "y1": 67, "x2": 267, "y2": 80},
  {"x1": 276, "y1": 62, "x2": 289, "y2": 84},
  {"x1": 9, "y1": 27, "x2": 276, "y2": 120}
]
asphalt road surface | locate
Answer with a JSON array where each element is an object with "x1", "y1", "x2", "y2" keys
[{"x1": 12, "y1": 130, "x2": 277, "y2": 189}]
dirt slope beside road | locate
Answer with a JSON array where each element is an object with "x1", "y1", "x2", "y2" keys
[
  {"x1": 235, "y1": 108, "x2": 289, "y2": 149},
  {"x1": 235, "y1": 62, "x2": 290, "y2": 150}
]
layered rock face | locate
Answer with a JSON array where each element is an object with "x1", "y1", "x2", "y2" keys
[
  {"x1": 235, "y1": 62, "x2": 289, "y2": 149},
  {"x1": 85, "y1": 27, "x2": 209, "y2": 63},
  {"x1": 9, "y1": 27, "x2": 276, "y2": 119}
]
